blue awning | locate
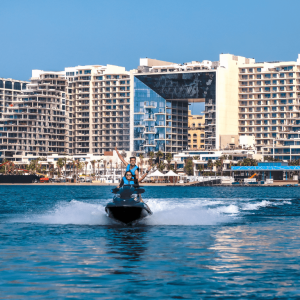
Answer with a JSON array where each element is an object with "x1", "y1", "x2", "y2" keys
[{"x1": 231, "y1": 166, "x2": 300, "y2": 171}]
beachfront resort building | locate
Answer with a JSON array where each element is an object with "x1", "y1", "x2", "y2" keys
[
  {"x1": 188, "y1": 110, "x2": 205, "y2": 149},
  {"x1": 3, "y1": 54, "x2": 300, "y2": 162},
  {"x1": 238, "y1": 56, "x2": 300, "y2": 160},
  {"x1": 131, "y1": 55, "x2": 253, "y2": 155},
  {"x1": 65, "y1": 64, "x2": 131, "y2": 155},
  {"x1": 0, "y1": 72, "x2": 67, "y2": 161}
]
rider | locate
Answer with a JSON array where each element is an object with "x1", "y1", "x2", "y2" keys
[
  {"x1": 115, "y1": 147, "x2": 140, "y2": 180},
  {"x1": 117, "y1": 166, "x2": 151, "y2": 189}
]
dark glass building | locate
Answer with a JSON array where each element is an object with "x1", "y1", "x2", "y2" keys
[{"x1": 133, "y1": 72, "x2": 216, "y2": 154}]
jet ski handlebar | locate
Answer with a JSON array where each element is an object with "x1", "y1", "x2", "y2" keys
[{"x1": 111, "y1": 185, "x2": 145, "y2": 195}]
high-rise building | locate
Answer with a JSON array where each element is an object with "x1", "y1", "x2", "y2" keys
[
  {"x1": 0, "y1": 71, "x2": 67, "y2": 161},
  {"x1": 0, "y1": 78, "x2": 29, "y2": 161},
  {"x1": 238, "y1": 55, "x2": 300, "y2": 160},
  {"x1": 131, "y1": 55, "x2": 245, "y2": 155},
  {"x1": 65, "y1": 65, "x2": 130, "y2": 155},
  {"x1": 188, "y1": 110, "x2": 205, "y2": 150}
]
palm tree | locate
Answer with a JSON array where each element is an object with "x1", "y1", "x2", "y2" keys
[
  {"x1": 214, "y1": 159, "x2": 222, "y2": 176},
  {"x1": 148, "y1": 151, "x2": 155, "y2": 166},
  {"x1": 97, "y1": 160, "x2": 101, "y2": 180},
  {"x1": 207, "y1": 159, "x2": 213, "y2": 175},
  {"x1": 74, "y1": 160, "x2": 79, "y2": 182},
  {"x1": 63, "y1": 157, "x2": 67, "y2": 177},
  {"x1": 67, "y1": 161, "x2": 73, "y2": 178},
  {"x1": 158, "y1": 162, "x2": 165, "y2": 172},
  {"x1": 196, "y1": 164, "x2": 204, "y2": 176},
  {"x1": 91, "y1": 160, "x2": 96, "y2": 178},
  {"x1": 56, "y1": 158, "x2": 64, "y2": 178},
  {"x1": 48, "y1": 162, "x2": 54, "y2": 178},
  {"x1": 85, "y1": 161, "x2": 88, "y2": 176},
  {"x1": 109, "y1": 159, "x2": 113, "y2": 176},
  {"x1": 103, "y1": 160, "x2": 107, "y2": 175},
  {"x1": 156, "y1": 151, "x2": 164, "y2": 164},
  {"x1": 166, "y1": 153, "x2": 172, "y2": 170}
]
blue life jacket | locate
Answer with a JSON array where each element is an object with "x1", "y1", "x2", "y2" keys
[
  {"x1": 126, "y1": 165, "x2": 139, "y2": 179},
  {"x1": 123, "y1": 176, "x2": 135, "y2": 185}
]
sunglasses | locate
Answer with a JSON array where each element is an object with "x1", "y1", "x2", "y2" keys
[{"x1": 126, "y1": 174, "x2": 132, "y2": 177}]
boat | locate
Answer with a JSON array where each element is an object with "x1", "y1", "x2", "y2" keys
[
  {"x1": 0, "y1": 174, "x2": 41, "y2": 184},
  {"x1": 105, "y1": 185, "x2": 153, "y2": 225}
]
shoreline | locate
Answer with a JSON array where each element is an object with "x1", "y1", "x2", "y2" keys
[{"x1": 0, "y1": 182, "x2": 298, "y2": 187}]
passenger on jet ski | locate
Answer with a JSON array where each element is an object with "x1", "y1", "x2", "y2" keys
[
  {"x1": 115, "y1": 147, "x2": 140, "y2": 181},
  {"x1": 117, "y1": 166, "x2": 151, "y2": 202}
]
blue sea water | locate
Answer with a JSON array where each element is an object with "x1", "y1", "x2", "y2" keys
[{"x1": 1, "y1": 185, "x2": 300, "y2": 299}]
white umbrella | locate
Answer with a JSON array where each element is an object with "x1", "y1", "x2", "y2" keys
[
  {"x1": 147, "y1": 169, "x2": 166, "y2": 183},
  {"x1": 165, "y1": 170, "x2": 180, "y2": 176},
  {"x1": 149, "y1": 170, "x2": 166, "y2": 176}
]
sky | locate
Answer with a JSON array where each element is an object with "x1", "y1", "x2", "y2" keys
[{"x1": 1, "y1": 0, "x2": 300, "y2": 113}]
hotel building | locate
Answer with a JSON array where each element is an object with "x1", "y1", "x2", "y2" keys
[
  {"x1": 0, "y1": 71, "x2": 67, "y2": 161},
  {"x1": 65, "y1": 65, "x2": 130, "y2": 155},
  {"x1": 238, "y1": 55, "x2": 300, "y2": 160},
  {"x1": 131, "y1": 55, "x2": 249, "y2": 155}
]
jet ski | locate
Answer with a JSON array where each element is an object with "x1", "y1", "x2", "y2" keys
[{"x1": 105, "y1": 185, "x2": 152, "y2": 225}]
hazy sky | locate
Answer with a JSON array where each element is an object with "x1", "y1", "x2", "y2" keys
[{"x1": 1, "y1": 0, "x2": 300, "y2": 113}]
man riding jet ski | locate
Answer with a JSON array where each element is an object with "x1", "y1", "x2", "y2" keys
[
  {"x1": 105, "y1": 166, "x2": 152, "y2": 225},
  {"x1": 115, "y1": 147, "x2": 140, "y2": 181}
]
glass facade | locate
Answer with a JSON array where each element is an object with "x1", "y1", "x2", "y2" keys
[
  {"x1": 134, "y1": 78, "x2": 166, "y2": 153},
  {"x1": 134, "y1": 72, "x2": 216, "y2": 154}
]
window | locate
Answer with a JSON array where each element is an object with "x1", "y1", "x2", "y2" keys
[
  {"x1": 272, "y1": 87, "x2": 277, "y2": 91},
  {"x1": 5, "y1": 81, "x2": 12, "y2": 89},
  {"x1": 257, "y1": 68, "x2": 261, "y2": 72},
  {"x1": 84, "y1": 70, "x2": 91, "y2": 74},
  {"x1": 0, "y1": 80, "x2": 3, "y2": 88},
  {"x1": 13, "y1": 82, "x2": 21, "y2": 90},
  {"x1": 265, "y1": 74, "x2": 271, "y2": 78},
  {"x1": 257, "y1": 75, "x2": 261, "y2": 79}
]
